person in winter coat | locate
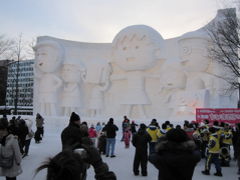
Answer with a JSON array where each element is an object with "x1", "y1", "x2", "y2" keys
[
  {"x1": 36, "y1": 148, "x2": 116, "y2": 180},
  {"x1": 121, "y1": 116, "x2": 130, "y2": 141},
  {"x1": 97, "y1": 132, "x2": 107, "y2": 155},
  {"x1": 88, "y1": 124, "x2": 97, "y2": 146},
  {"x1": 34, "y1": 113, "x2": 44, "y2": 143},
  {"x1": 233, "y1": 123, "x2": 240, "y2": 161},
  {"x1": 61, "y1": 112, "x2": 92, "y2": 151},
  {"x1": 132, "y1": 123, "x2": 151, "y2": 176},
  {"x1": 130, "y1": 121, "x2": 138, "y2": 134},
  {"x1": 202, "y1": 127, "x2": 223, "y2": 176},
  {"x1": 8, "y1": 119, "x2": 18, "y2": 136},
  {"x1": 23, "y1": 119, "x2": 34, "y2": 158},
  {"x1": 147, "y1": 122, "x2": 160, "y2": 154},
  {"x1": 61, "y1": 112, "x2": 111, "y2": 179},
  {"x1": 0, "y1": 116, "x2": 8, "y2": 127},
  {"x1": 102, "y1": 118, "x2": 118, "y2": 157},
  {"x1": 184, "y1": 123, "x2": 195, "y2": 140},
  {"x1": 149, "y1": 128, "x2": 201, "y2": 180},
  {"x1": 16, "y1": 120, "x2": 29, "y2": 155},
  {"x1": 0, "y1": 121, "x2": 22, "y2": 180},
  {"x1": 95, "y1": 122, "x2": 102, "y2": 137},
  {"x1": 123, "y1": 128, "x2": 131, "y2": 148}
]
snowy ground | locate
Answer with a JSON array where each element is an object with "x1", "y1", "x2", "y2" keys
[{"x1": 3, "y1": 117, "x2": 239, "y2": 180}]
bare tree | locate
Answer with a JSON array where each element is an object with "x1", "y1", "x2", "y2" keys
[
  {"x1": 206, "y1": 8, "x2": 239, "y2": 91},
  {"x1": 0, "y1": 33, "x2": 35, "y2": 114},
  {"x1": 206, "y1": 6, "x2": 240, "y2": 106},
  {"x1": 0, "y1": 34, "x2": 14, "y2": 59},
  {"x1": 7, "y1": 34, "x2": 28, "y2": 114}
]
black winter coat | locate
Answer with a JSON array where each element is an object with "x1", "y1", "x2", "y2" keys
[
  {"x1": 132, "y1": 129, "x2": 151, "y2": 154},
  {"x1": 102, "y1": 123, "x2": 118, "y2": 138},
  {"x1": 17, "y1": 124, "x2": 29, "y2": 142},
  {"x1": 149, "y1": 139, "x2": 201, "y2": 180},
  {"x1": 61, "y1": 122, "x2": 91, "y2": 151}
]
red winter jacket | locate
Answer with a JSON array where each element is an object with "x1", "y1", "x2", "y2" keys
[{"x1": 88, "y1": 127, "x2": 97, "y2": 138}]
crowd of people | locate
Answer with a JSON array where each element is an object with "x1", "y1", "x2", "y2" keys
[
  {"x1": 0, "y1": 114, "x2": 44, "y2": 180},
  {"x1": 0, "y1": 112, "x2": 239, "y2": 180}
]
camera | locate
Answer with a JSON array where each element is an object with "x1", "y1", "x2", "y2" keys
[{"x1": 74, "y1": 148, "x2": 88, "y2": 159}]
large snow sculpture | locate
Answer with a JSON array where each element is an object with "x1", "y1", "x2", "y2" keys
[
  {"x1": 177, "y1": 33, "x2": 211, "y2": 115},
  {"x1": 60, "y1": 63, "x2": 84, "y2": 116},
  {"x1": 34, "y1": 40, "x2": 63, "y2": 116},
  {"x1": 82, "y1": 61, "x2": 112, "y2": 117},
  {"x1": 33, "y1": 9, "x2": 238, "y2": 121},
  {"x1": 159, "y1": 61, "x2": 187, "y2": 117},
  {"x1": 111, "y1": 25, "x2": 165, "y2": 117}
]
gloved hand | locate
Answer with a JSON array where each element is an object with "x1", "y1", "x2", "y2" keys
[
  {"x1": 95, "y1": 165, "x2": 117, "y2": 180},
  {"x1": 81, "y1": 144, "x2": 117, "y2": 180},
  {"x1": 81, "y1": 143, "x2": 102, "y2": 168}
]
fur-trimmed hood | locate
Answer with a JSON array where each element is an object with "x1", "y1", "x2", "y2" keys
[
  {"x1": 155, "y1": 139, "x2": 196, "y2": 153},
  {"x1": 149, "y1": 136, "x2": 201, "y2": 180}
]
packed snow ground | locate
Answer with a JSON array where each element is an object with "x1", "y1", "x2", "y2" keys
[{"x1": 4, "y1": 118, "x2": 238, "y2": 180}]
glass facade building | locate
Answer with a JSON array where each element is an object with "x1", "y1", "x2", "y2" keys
[{"x1": 6, "y1": 59, "x2": 34, "y2": 110}]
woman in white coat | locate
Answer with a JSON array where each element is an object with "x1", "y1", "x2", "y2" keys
[{"x1": 0, "y1": 122, "x2": 22, "y2": 180}]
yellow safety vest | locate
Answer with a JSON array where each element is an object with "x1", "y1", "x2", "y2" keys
[
  {"x1": 223, "y1": 130, "x2": 233, "y2": 145},
  {"x1": 208, "y1": 134, "x2": 220, "y2": 154},
  {"x1": 157, "y1": 130, "x2": 165, "y2": 138},
  {"x1": 147, "y1": 128, "x2": 160, "y2": 142},
  {"x1": 217, "y1": 129, "x2": 224, "y2": 140}
]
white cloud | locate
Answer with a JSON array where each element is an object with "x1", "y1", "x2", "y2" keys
[{"x1": 0, "y1": 0, "x2": 234, "y2": 42}]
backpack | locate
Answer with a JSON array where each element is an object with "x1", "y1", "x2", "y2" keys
[{"x1": 0, "y1": 147, "x2": 14, "y2": 169}]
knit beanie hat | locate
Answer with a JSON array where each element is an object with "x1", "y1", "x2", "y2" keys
[
  {"x1": 139, "y1": 123, "x2": 146, "y2": 130},
  {"x1": 70, "y1": 112, "x2": 80, "y2": 123},
  {"x1": 108, "y1": 118, "x2": 114, "y2": 124},
  {"x1": 166, "y1": 128, "x2": 188, "y2": 143}
]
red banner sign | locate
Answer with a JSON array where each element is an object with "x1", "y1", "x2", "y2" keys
[{"x1": 196, "y1": 108, "x2": 240, "y2": 125}]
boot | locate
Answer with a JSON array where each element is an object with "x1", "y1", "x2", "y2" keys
[
  {"x1": 214, "y1": 171, "x2": 223, "y2": 177},
  {"x1": 201, "y1": 170, "x2": 210, "y2": 175}
]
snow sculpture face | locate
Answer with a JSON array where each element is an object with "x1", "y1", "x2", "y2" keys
[
  {"x1": 179, "y1": 38, "x2": 210, "y2": 72},
  {"x1": 35, "y1": 41, "x2": 63, "y2": 73},
  {"x1": 112, "y1": 25, "x2": 164, "y2": 71},
  {"x1": 61, "y1": 64, "x2": 81, "y2": 83}
]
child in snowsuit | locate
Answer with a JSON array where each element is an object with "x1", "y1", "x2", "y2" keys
[
  {"x1": 88, "y1": 124, "x2": 97, "y2": 146},
  {"x1": 123, "y1": 128, "x2": 131, "y2": 148}
]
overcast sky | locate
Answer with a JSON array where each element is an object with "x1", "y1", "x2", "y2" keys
[{"x1": 0, "y1": 0, "x2": 236, "y2": 43}]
